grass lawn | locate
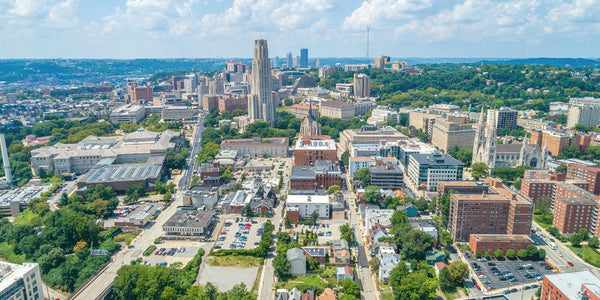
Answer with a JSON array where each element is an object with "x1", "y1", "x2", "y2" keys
[
  {"x1": 206, "y1": 255, "x2": 263, "y2": 268},
  {"x1": 276, "y1": 275, "x2": 330, "y2": 292},
  {"x1": 380, "y1": 284, "x2": 394, "y2": 300},
  {"x1": 442, "y1": 287, "x2": 461, "y2": 300},
  {"x1": 276, "y1": 106, "x2": 292, "y2": 113},
  {"x1": 114, "y1": 232, "x2": 138, "y2": 243},
  {"x1": 568, "y1": 244, "x2": 600, "y2": 268},
  {"x1": 533, "y1": 214, "x2": 553, "y2": 229}
]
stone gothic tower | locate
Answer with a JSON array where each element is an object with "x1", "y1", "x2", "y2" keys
[
  {"x1": 472, "y1": 106, "x2": 497, "y2": 169},
  {"x1": 299, "y1": 100, "x2": 321, "y2": 136}
]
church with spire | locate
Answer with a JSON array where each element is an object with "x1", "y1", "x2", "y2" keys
[
  {"x1": 473, "y1": 106, "x2": 548, "y2": 169},
  {"x1": 299, "y1": 100, "x2": 321, "y2": 137}
]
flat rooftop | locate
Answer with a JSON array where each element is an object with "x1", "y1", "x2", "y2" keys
[
  {"x1": 452, "y1": 193, "x2": 507, "y2": 202},
  {"x1": 287, "y1": 195, "x2": 330, "y2": 204},
  {"x1": 0, "y1": 185, "x2": 51, "y2": 206},
  {"x1": 295, "y1": 138, "x2": 336, "y2": 150},
  {"x1": 545, "y1": 271, "x2": 600, "y2": 299},
  {"x1": 221, "y1": 137, "x2": 288, "y2": 147},
  {"x1": 78, "y1": 157, "x2": 163, "y2": 184},
  {"x1": 163, "y1": 210, "x2": 215, "y2": 229},
  {"x1": 439, "y1": 181, "x2": 489, "y2": 187},
  {"x1": 469, "y1": 234, "x2": 534, "y2": 243}
]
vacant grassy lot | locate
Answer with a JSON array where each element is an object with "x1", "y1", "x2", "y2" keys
[
  {"x1": 569, "y1": 244, "x2": 600, "y2": 268},
  {"x1": 533, "y1": 214, "x2": 553, "y2": 229},
  {"x1": 206, "y1": 255, "x2": 263, "y2": 268},
  {"x1": 114, "y1": 232, "x2": 138, "y2": 243}
]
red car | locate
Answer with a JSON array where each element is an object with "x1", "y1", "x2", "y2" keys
[
  {"x1": 220, "y1": 231, "x2": 227, "y2": 235},
  {"x1": 567, "y1": 261, "x2": 574, "y2": 267},
  {"x1": 475, "y1": 284, "x2": 481, "y2": 290}
]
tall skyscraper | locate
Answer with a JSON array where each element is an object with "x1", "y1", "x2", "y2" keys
[
  {"x1": 248, "y1": 39, "x2": 276, "y2": 126},
  {"x1": 353, "y1": 73, "x2": 371, "y2": 98},
  {"x1": 300, "y1": 48, "x2": 308, "y2": 68},
  {"x1": 286, "y1": 52, "x2": 293, "y2": 69}
]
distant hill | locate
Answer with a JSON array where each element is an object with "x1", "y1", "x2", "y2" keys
[
  {"x1": 0, "y1": 57, "x2": 598, "y2": 87},
  {"x1": 479, "y1": 57, "x2": 600, "y2": 68}
]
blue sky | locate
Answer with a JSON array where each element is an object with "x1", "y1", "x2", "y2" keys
[{"x1": 0, "y1": 0, "x2": 598, "y2": 59}]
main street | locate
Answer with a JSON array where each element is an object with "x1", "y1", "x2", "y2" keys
[
  {"x1": 344, "y1": 187, "x2": 379, "y2": 300},
  {"x1": 257, "y1": 157, "x2": 292, "y2": 300},
  {"x1": 72, "y1": 113, "x2": 205, "y2": 299}
]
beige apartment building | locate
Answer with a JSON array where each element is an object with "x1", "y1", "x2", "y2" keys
[{"x1": 431, "y1": 118, "x2": 476, "y2": 153}]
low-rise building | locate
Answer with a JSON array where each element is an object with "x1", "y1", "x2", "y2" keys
[
  {"x1": 294, "y1": 136, "x2": 337, "y2": 166},
  {"x1": 291, "y1": 104, "x2": 320, "y2": 119},
  {"x1": 541, "y1": 270, "x2": 600, "y2": 300},
  {"x1": 286, "y1": 195, "x2": 330, "y2": 219},
  {"x1": 110, "y1": 104, "x2": 146, "y2": 123},
  {"x1": 302, "y1": 247, "x2": 329, "y2": 263},
  {"x1": 162, "y1": 105, "x2": 195, "y2": 121},
  {"x1": 162, "y1": 210, "x2": 216, "y2": 237},
  {"x1": 221, "y1": 137, "x2": 288, "y2": 158},
  {"x1": 468, "y1": 234, "x2": 535, "y2": 254},
  {"x1": 77, "y1": 156, "x2": 164, "y2": 193},
  {"x1": 320, "y1": 100, "x2": 355, "y2": 121},
  {"x1": 287, "y1": 248, "x2": 307, "y2": 277},
  {"x1": 290, "y1": 160, "x2": 341, "y2": 192},
  {"x1": 349, "y1": 156, "x2": 398, "y2": 178},
  {"x1": 369, "y1": 164, "x2": 404, "y2": 190},
  {"x1": 337, "y1": 266, "x2": 354, "y2": 280}
]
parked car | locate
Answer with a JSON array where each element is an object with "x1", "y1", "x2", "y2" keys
[{"x1": 567, "y1": 261, "x2": 574, "y2": 267}]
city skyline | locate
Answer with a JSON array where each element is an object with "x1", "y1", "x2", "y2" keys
[{"x1": 0, "y1": 0, "x2": 598, "y2": 59}]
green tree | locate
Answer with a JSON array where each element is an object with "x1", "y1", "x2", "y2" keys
[
  {"x1": 517, "y1": 249, "x2": 528, "y2": 259},
  {"x1": 494, "y1": 249, "x2": 504, "y2": 259},
  {"x1": 273, "y1": 253, "x2": 290, "y2": 279},
  {"x1": 470, "y1": 162, "x2": 489, "y2": 180},
  {"x1": 438, "y1": 267, "x2": 453, "y2": 291},
  {"x1": 558, "y1": 145, "x2": 580, "y2": 159},
  {"x1": 311, "y1": 211, "x2": 319, "y2": 223},
  {"x1": 354, "y1": 168, "x2": 371, "y2": 185},
  {"x1": 414, "y1": 197, "x2": 428, "y2": 212},
  {"x1": 196, "y1": 142, "x2": 220, "y2": 163},
  {"x1": 339, "y1": 224, "x2": 355, "y2": 245},
  {"x1": 400, "y1": 230, "x2": 434, "y2": 260},
  {"x1": 589, "y1": 237, "x2": 600, "y2": 248},
  {"x1": 571, "y1": 233, "x2": 583, "y2": 247},
  {"x1": 439, "y1": 231, "x2": 454, "y2": 247},
  {"x1": 125, "y1": 183, "x2": 146, "y2": 203},
  {"x1": 119, "y1": 122, "x2": 139, "y2": 133},
  {"x1": 362, "y1": 185, "x2": 382, "y2": 203},
  {"x1": 506, "y1": 249, "x2": 516, "y2": 260},
  {"x1": 448, "y1": 261, "x2": 469, "y2": 286},
  {"x1": 284, "y1": 214, "x2": 292, "y2": 229},
  {"x1": 326, "y1": 185, "x2": 341, "y2": 194},
  {"x1": 341, "y1": 151, "x2": 350, "y2": 167},
  {"x1": 451, "y1": 146, "x2": 473, "y2": 166},
  {"x1": 340, "y1": 278, "x2": 361, "y2": 297}
]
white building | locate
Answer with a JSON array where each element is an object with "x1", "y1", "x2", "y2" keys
[
  {"x1": 367, "y1": 106, "x2": 400, "y2": 126},
  {"x1": 567, "y1": 104, "x2": 600, "y2": 128},
  {"x1": 364, "y1": 208, "x2": 394, "y2": 233},
  {"x1": 349, "y1": 157, "x2": 398, "y2": 178},
  {"x1": 162, "y1": 105, "x2": 195, "y2": 121},
  {"x1": 0, "y1": 262, "x2": 43, "y2": 300},
  {"x1": 109, "y1": 104, "x2": 146, "y2": 124},
  {"x1": 406, "y1": 153, "x2": 463, "y2": 191},
  {"x1": 286, "y1": 195, "x2": 330, "y2": 219}
]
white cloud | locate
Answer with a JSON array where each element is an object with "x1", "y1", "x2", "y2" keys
[
  {"x1": 46, "y1": 0, "x2": 78, "y2": 28},
  {"x1": 342, "y1": 0, "x2": 433, "y2": 31},
  {"x1": 8, "y1": 0, "x2": 47, "y2": 17}
]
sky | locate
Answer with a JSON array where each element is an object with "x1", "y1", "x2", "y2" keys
[{"x1": 0, "y1": 0, "x2": 599, "y2": 59}]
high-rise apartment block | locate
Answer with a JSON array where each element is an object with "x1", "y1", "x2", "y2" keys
[
  {"x1": 0, "y1": 262, "x2": 43, "y2": 300},
  {"x1": 448, "y1": 178, "x2": 533, "y2": 242},
  {"x1": 567, "y1": 104, "x2": 600, "y2": 128},
  {"x1": 431, "y1": 118, "x2": 476, "y2": 153},
  {"x1": 286, "y1": 52, "x2": 293, "y2": 68},
  {"x1": 373, "y1": 56, "x2": 390, "y2": 68},
  {"x1": 300, "y1": 48, "x2": 308, "y2": 68},
  {"x1": 566, "y1": 163, "x2": 600, "y2": 195},
  {"x1": 128, "y1": 84, "x2": 153, "y2": 104},
  {"x1": 487, "y1": 107, "x2": 518, "y2": 130},
  {"x1": 248, "y1": 40, "x2": 276, "y2": 126},
  {"x1": 529, "y1": 127, "x2": 590, "y2": 156},
  {"x1": 353, "y1": 74, "x2": 371, "y2": 99}
]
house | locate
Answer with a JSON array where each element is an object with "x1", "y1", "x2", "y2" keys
[
  {"x1": 434, "y1": 262, "x2": 449, "y2": 276},
  {"x1": 316, "y1": 288, "x2": 336, "y2": 300},
  {"x1": 303, "y1": 247, "x2": 329, "y2": 263},
  {"x1": 276, "y1": 289, "x2": 290, "y2": 300},
  {"x1": 334, "y1": 249, "x2": 351, "y2": 265},
  {"x1": 287, "y1": 248, "x2": 307, "y2": 276},
  {"x1": 301, "y1": 290, "x2": 316, "y2": 300},
  {"x1": 333, "y1": 239, "x2": 349, "y2": 251},
  {"x1": 289, "y1": 287, "x2": 302, "y2": 300},
  {"x1": 369, "y1": 223, "x2": 388, "y2": 244},
  {"x1": 337, "y1": 265, "x2": 354, "y2": 280},
  {"x1": 425, "y1": 249, "x2": 446, "y2": 265},
  {"x1": 399, "y1": 202, "x2": 418, "y2": 217},
  {"x1": 377, "y1": 244, "x2": 401, "y2": 282}
]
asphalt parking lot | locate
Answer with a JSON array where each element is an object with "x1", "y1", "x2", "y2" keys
[
  {"x1": 140, "y1": 241, "x2": 206, "y2": 267},
  {"x1": 214, "y1": 216, "x2": 266, "y2": 251},
  {"x1": 469, "y1": 258, "x2": 555, "y2": 291}
]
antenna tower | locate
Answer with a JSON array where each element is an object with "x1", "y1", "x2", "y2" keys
[{"x1": 366, "y1": 24, "x2": 370, "y2": 63}]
